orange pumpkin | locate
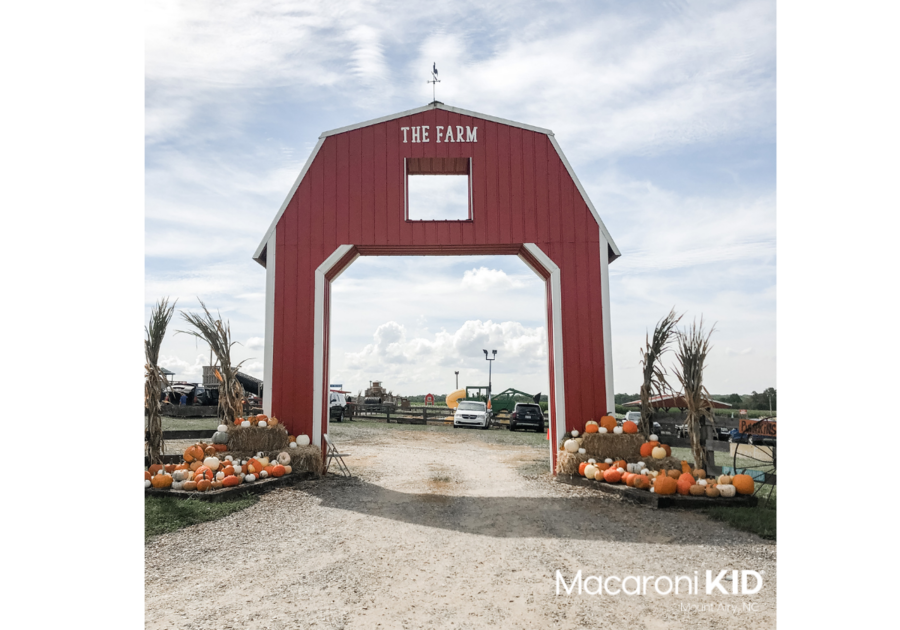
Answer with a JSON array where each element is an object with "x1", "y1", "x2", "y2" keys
[
  {"x1": 175, "y1": 463, "x2": 189, "y2": 471},
  {"x1": 622, "y1": 420, "x2": 638, "y2": 434},
  {"x1": 623, "y1": 472, "x2": 636, "y2": 486},
  {"x1": 182, "y1": 480, "x2": 197, "y2": 491},
  {"x1": 247, "y1": 458, "x2": 265, "y2": 475},
  {"x1": 144, "y1": 471, "x2": 151, "y2": 481},
  {"x1": 676, "y1": 473, "x2": 696, "y2": 495},
  {"x1": 633, "y1": 475, "x2": 651, "y2": 490},
  {"x1": 661, "y1": 444, "x2": 672, "y2": 457},
  {"x1": 613, "y1": 459, "x2": 627, "y2": 470},
  {"x1": 210, "y1": 481, "x2": 223, "y2": 490},
  {"x1": 194, "y1": 466, "x2": 214, "y2": 482},
  {"x1": 151, "y1": 474, "x2": 173, "y2": 489},
  {"x1": 222, "y1": 475, "x2": 240, "y2": 487},
  {"x1": 196, "y1": 479, "x2": 211, "y2": 492},
  {"x1": 235, "y1": 417, "x2": 244, "y2": 425},
  {"x1": 654, "y1": 475, "x2": 677, "y2": 495},
  {"x1": 271, "y1": 464, "x2": 286, "y2": 477},
  {"x1": 163, "y1": 464, "x2": 176, "y2": 473},
  {"x1": 640, "y1": 443, "x2": 654, "y2": 457},
  {"x1": 190, "y1": 461, "x2": 203, "y2": 471},
  {"x1": 222, "y1": 465, "x2": 235, "y2": 477},
  {"x1": 204, "y1": 445, "x2": 217, "y2": 457},
  {"x1": 578, "y1": 462, "x2": 589, "y2": 476},
  {"x1": 263, "y1": 466, "x2": 276, "y2": 476},
  {"x1": 732, "y1": 474, "x2": 755, "y2": 495},
  {"x1": 584, "y1": 423, "x2": 599, "y2": 434},
  {"x1": 257, "y1": 414, "x2": 268, "y2": 422},
  {"x1": 183, "y1": 445, "x2": 204, "y2": 463},
  {"x1": 595, "y1": 463, "x2": 611, "y2": 472},
  {"x1": 287, "y1": 435, "x2": 296, "y2": 443},
  {"x1": 680, "y1": 460, "x2": 692, "y2": 474},
  {"x1": 667, "y1": 469, "x2": 681, "y2": 480},
  {"x1": 602, "y1": 467, "x2": 622, "y2": 483},
  {"x1": 693, "y1": 469, "x2": 706, "y2": 479},
  {"x1": 599, "y1": 414, "x2": 617, "y2": 432},
  {"x1": 689, "y1": 484, "x2": 706, "y2": 496},
  {"x1": 213, "y1": 444, "x2": 228, "y2": 452},
  {"x1": 148, "y1": 464, "x2": 164, "y2": 476}
]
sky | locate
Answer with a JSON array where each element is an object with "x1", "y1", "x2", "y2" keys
[{"x1": 145, "y1": 0, "x2": 776, "y2": 399}]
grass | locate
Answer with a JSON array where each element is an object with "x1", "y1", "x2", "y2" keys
[
  {"x1": 330, "y1": 418, "x2": 550, "y2": 448},
  {"x1": 145, "y1": 493, "x2": 258, "y2": 542},
  {"x1": 704, "y1": 498, "x2": 776, "y2": 540}
]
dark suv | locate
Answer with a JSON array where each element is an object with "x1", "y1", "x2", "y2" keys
[{"x1": 509, "y1": 403, "x2": 544, "y2": 432}]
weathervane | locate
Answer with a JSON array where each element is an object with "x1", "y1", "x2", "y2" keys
[{"x1": 428, "y1": 62, "x2": 440, "y2": 104}]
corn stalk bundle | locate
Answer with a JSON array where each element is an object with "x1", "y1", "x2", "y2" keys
[
  {"x1": 145, "y1": 298, "x2": 176, "y2": 465},
  {"x1": 178, "y1": 299, "x2": 247, "y2": 424},
  {"x1": 638, "y1": 308, "x2": 682, "y2": 437},
  {"x1": 672, "y1": 319, "x2": 716, "y2": 470}
]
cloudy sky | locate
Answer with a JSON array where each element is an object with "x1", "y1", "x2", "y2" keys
[{"x1": 146, "y1": 0, "x2": 775, "y2": 399}]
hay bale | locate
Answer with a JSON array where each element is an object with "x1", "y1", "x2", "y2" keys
[
  {"x1": 580, "y1": 433, "x2": 643, "y2": 459},
  {"x1": 222, "y1": 445, "x2": 324, "y2": 476},
  {"x1": 226, "y1": 425, "x2": 290, "y2": 453},
  {"x1": 637, "y1": 456, "x2": 684, "y2": 471},
  {"x1": 556, "y1": 451, "x2": 579, "y2": 475}
]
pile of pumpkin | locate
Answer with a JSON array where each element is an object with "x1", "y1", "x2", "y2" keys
[
  {"x1": 144, "y1": 444, "x2": 295, "y2": 492},
  {"x1": 228, "y1": 416, "x2": 311, "y2": 449},
  {"x1": 233, "y1": 414, "x2": 279, "y2": 428},
  {"x1": 576, "y1": 458, "x2": 756, "y2": 498},
  {"x1": 583, "y1": 414, "x2": 639, "y2": 434}
]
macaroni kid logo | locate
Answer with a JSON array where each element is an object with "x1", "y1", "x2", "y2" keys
[{"x1": 556, "y1": 570, "x2": 764, "y2": 596}]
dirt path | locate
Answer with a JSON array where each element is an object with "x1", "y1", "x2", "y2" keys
[{"x1": 145, "y1": 425, "x2": 775, "y2": 629}]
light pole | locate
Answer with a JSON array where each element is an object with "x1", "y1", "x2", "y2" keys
[
  {"x1": 454, "y1": 370, "x2": 459, "y2": 390},
  {"x1": 483, "y1": 349, "x2": 497, "y2": 401}
]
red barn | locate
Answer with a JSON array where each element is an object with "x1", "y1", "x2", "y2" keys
[{"x1": 253, "y1": 103, "x2": 620, "y2": 472}]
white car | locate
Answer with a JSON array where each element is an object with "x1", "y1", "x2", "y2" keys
[
  {"x1": 453, "y1": 400, "x2": 490, "y2": 430},
  {"x1": 624, "y1": 411, "x2": 641, "y2": 424}
]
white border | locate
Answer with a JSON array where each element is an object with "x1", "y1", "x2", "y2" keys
[
  {"x1": 263, "y1": 232, "x2": 276, "y2": 417},
  {"x1": 599, "y1": 235, "x2": 615, "y2": 413}
]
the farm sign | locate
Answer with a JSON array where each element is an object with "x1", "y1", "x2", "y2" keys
[{"x1": 739, "y1": 419, "x2": 776, "y2": 437}]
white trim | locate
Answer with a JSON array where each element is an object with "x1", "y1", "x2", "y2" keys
[
  {"x1": 599, "y1": 235, "x2": 615, "y2": 414},
  {"x1": 263, "y1": 233, "x2": 276, "y2": 417},
  {"x1": 252, "y1": 137, "x2": 326, "y2": 264},
  {"x1": 547, "y1": 135, "x2": 620, "y2": 260},
  {"x1": 311, "y1": 245, "x2": 356, "y2": 447}
]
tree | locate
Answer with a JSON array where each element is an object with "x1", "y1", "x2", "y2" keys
[
  {"x1": 673, "y1": 318, "x2": 716, "y2": 471},
  {"x1": 638, "y1": 308, "x2": 682, "y2": 437},
  {"x1": 146, "y1": 297, "x2": 176, "y2": 465}
]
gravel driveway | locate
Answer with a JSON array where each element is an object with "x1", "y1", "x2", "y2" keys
[{"x1": 145, "y1": 423, "x2": 775, "y2": 629}]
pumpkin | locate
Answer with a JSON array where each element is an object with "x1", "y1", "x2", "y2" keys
[
  {"x1": 182, "y1": 481, "x2": 197, "y2": 491},
  {"x1": 613, "y1": 426, "x2": 623, "y2": 434},
  {"x1": 289, "y1": 442, "x2": 298, "y2": 448},
  {"x1": 214, "y1": 444, "x2": 227, "y2": 452},
  {"x1": 718, "y1": 475, "x2": 733, "y2": 485},
  {"x1": 570, "y1": 430, "x2": 580, "y2": 438},
  {"x1": 623, "y1": 472, "x2": 636, "y2": 486},
  {"x1": 584, "y1": 422, "x2": 599, "y2": 434},
  {"x1": 613, "y1": 459, "x2": 627, "y2": 470},
  {"x1": 144, "y1": 471, "x2": 151, "y2": 481},
  {"x1": 698, "y1": 478, "x2": 708, "y2": 486},
  {"x1": 667, "y1": 469, "x2": 681, "y2": 480},
  {"x1": 257, "y1": 414, "x2": 268, "y2": 422},
  {"x1": 732, "y1": 474, "x2": 755, "y2": 495},
  {"x1": 172, "y1": 481, "x2": 184, "y2": 491},
  {"x1": 649, "y1": 433, "x2": 659, "y2": 442},
  {"x1": 563, "y1": 439, "x2": 579, "y2": 453},
  {"x1": 296, "y1": 434, "x2": 311, "y2": 447},
  {"x1": 583, "y1": 464, "x2": 598, "y2": 480},
  {"x1": 689, "y1": 484, "x2": 705, "y2": 496},
  {"x1": 599, "y1": 427, "x2": 608, "y2": 434},
  {"x1": 287, "y1": 435, "x2": 296, "y2": 443},
  {"x1": 680, "y1": 461, "x2": 692, "y2": 474},
  {"x1": 277, "y1": 452, "x2": 291, "y2": 466},
  {"x1": 247, "y1": 458, "x2": 265, "y2": 474},
  {"x1": 578, "y1": 462, "x2": 589, "y2": 476},
  {"x1": 196, "y1": 479, "x2": 211, "y2": 492},
  {"x1": 183, "y1": 445, "x2": 204, "y2": 463},
  {"x1": 693, "y1": 469, "x2": 706, "y2": 479},
  {"x1": 676, "y1": 473, "x2": 696, "y2": 495},
  {"x1": 148, "y1": 464, "x2": 164, "y2": 476},
  {"x1": 217, "y1": 424, "x2": 228, "y2": 432},
  {"x1": 222, "y1": 475, "x2": 240, "y2": 487},
  {"x1": 222, "y1": 465, "x2": 235, "y2": 477},
  {"x1": 599, "y1": 414, "x2": 617, "y2": 432},
  {"x1": 283, "y1": 465, "x2": 292, "y2": 474},
  {"x1": 718, "y1": 484, "x2": 737, "y2": 498},
  {"x1": 203, "y1": 457, "x2": 221, "y2": 471},
  {"x1": 241, "y1": 420, "x2": 251, "y2": 428},
  {"x1": 622, "y1": 420, "x2": 638, "y2": 434},
  {"x1": 210, "y1": 481, "x2": 223, "y2": 489},
  {"x1": 263, "y1": 465, "x2": 275, "y2": 476},
  {"x1": 204, "y1": 446, "x2": 216, "y2": 457},
  {"x1": 662, "y1": 444, "x2": 672, "y2": 457},
  {"x1": 268, "y1": 417, "x2": 279, "y2": 426},
  {"x1": 173, "y1": 470, "x2": 188, "y2": 482},
  {"x1": 654, "y1": 475, "x2": 677, "y2": 495},
  {"x1": 151, "y1": 474, "x2": 173, "y2": 489},
  {"x1": 651, "y1": 446, "x2": 667, "y2": 460},
  {"x1": 705, "y1": 485, "x2": 721, "y2": 498},
  {"x1": 175, "y1": 463, "x2": 189, "y2": 470},
  {"x1": 602, "y1": 467, "x2": 622, "y2": 483},
  {"x1": 626, "y1": 463, "x2": 642, "y2": 474},
  {"x1": 194, "y1": 466, "x2": 214, "y2": 482},
  {"x1": 604, "y1": 458, "x2": 613, "y2": 464},
  {"x1": 633, "y1": 475, "x2": 651, "y2": 490},
  {"x1": 258, "y1": 420, "x2": 268, "y2": 428},
  {"x1": 212, "y1": 431, "x2": 230, "y2": 445},
  {"x1": 578, "y1": 448, "x2": 586, "y2": 455},
  {"x1": 215, "y1": 471, "x2": 225, "y2": 481},
  {"x1": 144, "y1": 480, "x2": 151, "y2": 488},
  {"x1": 271, "y1": 465, "x2": 286, "y2": 478},
  {"x1": 260, "y1": 470, "x2": 269, "y2": 478},
  {"x1": 164, "y1": 464, "x2": 176, "y2": 473},
  {"x1": 640, "y1": 443, "x2": 654, "y2": 457},
  {"x1": 190, "y1": 461, "x2": 202, "y2": 471},
  {"x1": 245, "y1": 474, "x2": 257, "y2": 482}
]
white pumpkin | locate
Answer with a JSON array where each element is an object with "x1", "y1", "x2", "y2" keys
[
  {"x1": 636, "y1": 461, "x2": 646, "y2": 470},
  {"x1": 718, "y1": 484, "x2": 737, "y2": 498},
  {"x1": 586, "y1": 420, "x2": 598, "y2": 427},
  {"x1": 604, "y1": 458, "x2": 613, "y2": 464},
  {"x1": 172, "y1": 481, "x2": 184, "y2": 491},
  {"x1": 260, "y1": 470, "x2": 268, "y2": 478},
  {"x1": 217, "y1": 424, "x2": 228, "y2": 432},
  {"x1": 289, "y1": 442, "x2": 297, "y2": 448},
  {"x1": 215, "y1": 471, "x2": 225, "y2": 481},
  {"x1": 651, "y1": 446, "x2": 667, "y2": 460},
  {"x1": 626, "y1": 463, "x2": 642, "y2": 474},
  {"x1": 256, "y1": 452, "x2": 265, "y2": 458},
  {"x1": 173, "y1": 470, "x2": 187, "y2": 482},
  {"x1": 587, "y1": 458, "x2": 596, "y2": 464},
  {"x1": 639, "y1": 469, "x2": 649, "y2": 476},
  {"x1": 649, "y1": 434, "x2": 659, "y2": 442},
  {"x1": 564, "y1": 439, "x2": 579, "y2": 453},
  {"x1": 613, "y1": 426, "x2": 624, "y2": 434},
  {"x1": 578, "y1": 448, "x2": 586, "y2": 455},
  {"x1": 277, "y1": 452, "x2": 291, "y2": 466},
  {"x1": 584, "y1": 465, "x2": 598, "y2": 480},
  {"x1": 245, "y1": 474, "x2": 256, "y2": 482},
  {"x1": 297, "y1": 435, "x2": 311, "y2": 447},
  {"x1": 698, "y1": 478, "x2": 708, "y2": 486},
  {"x1": 144, "y1": 480, "x2": 151, "y2": 488},
  {"x1": 571, "y1": 429, "x2": 580, "y2": 438},
  {"x1": 224, "y1": 455, "x2": 233, "y2": 462},
  {"x1": 617, "y1": 467, "x2": 625, "y2": 474},
  {"x1": 241, "y1": 420, "x2": 251, "y2": 428},
  {"x1": 650, "y1": 486, "x2": 656, "y2": 493},
  {"x1": 258, "y1": 420, "x2": 268, "y2": 428},
  {"x1": 258, "y1": 457, "x2": 270, "y2": 467},
  {"x1": 599, "y1": 427, "x2": 608, "y2": 434},
  {"x1": 283, "y1": 465, "x2": 292, "y2": 474},
  {"x1": 203, "y1": 457, "x2": 221, "y2": 471}
]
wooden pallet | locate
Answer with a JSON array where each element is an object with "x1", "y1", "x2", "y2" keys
[
  {"x1": 555, "y1": 475, "x2": 757, "y2": 509},
  {"x1": 144, "y1": 471, "x2": 317, "y2": 502}
]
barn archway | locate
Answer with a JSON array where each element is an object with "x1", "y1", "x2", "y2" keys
[{"x1": 253, "y1": 103, "x2": 620, "y2": 473}]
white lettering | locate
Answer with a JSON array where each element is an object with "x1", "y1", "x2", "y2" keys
[
  {"x1": 401, "y1": 127, "x2": 409, "y2": 143},
  {"x1": 456, "y1": 125, "x2": 464, "y2": 142},
  {"x1": 706, "y1": 570, "x2": 729, "y2": 595},
  {"x1": 422, "y1": 125, "x2": 430, "y2": 142},
  {"x1": 732, "y1": 570, "x2": 739, "y2": 595},
  {"x1": 435, "y1": 125, "x2": 443, "y2": 143},
  {"x1": 675, "y1": 575, "x2": 692, "y2": 595},
  {"x1": 655, "y1": 576, "x2": 673, "y2": 595},
  {"x1": 582, "y1": 575, "x2": 602, "y2": 595},
  {"x1": 444, "y1": 126, "x2": 454, "y2": 143},
  {"x1": 743, "y1": 602, "x2": 759, "y2": 612},
  {"x1": 621, "y1": 576, "x2": 640, "y2": 595},
  {"x1": 742, "y1": 571, "x2": 763, "y2": 595},
  {"x1": 604, "y1": 576, "x2": 620, "y2": 595},
  {"x1": 556, "y1": 570, "x2": 581, "y2": 595},
  {"x1": 412, "y1": 127, "x2": 421, "y2": 143},
  {"x1": 642, "y1": 576, "x2": 653, "y2": 595},
  {"x1": 466, "y1": 126, "x2": 477, "y2": 142}
]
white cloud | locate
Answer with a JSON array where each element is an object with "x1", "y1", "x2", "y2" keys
[
  {"x1": 460, "y1": 267, "x2": 526, "y2": 292},
  {"x1": 246, "y1": 337, "x2": 264, "y2": 351}
]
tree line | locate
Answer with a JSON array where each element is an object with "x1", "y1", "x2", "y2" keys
[{"x1": 614, "y1": 387, "x2": 776, "y2": 411}]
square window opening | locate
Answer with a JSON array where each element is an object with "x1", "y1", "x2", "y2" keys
[{"x1": 405, "y1": 157, "x2": 472, "y2": 221}]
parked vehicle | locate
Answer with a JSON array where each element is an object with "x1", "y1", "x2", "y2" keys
[
  {"x1": 509, "y1": 403, "x2": 544, "y2": 432},
  {"x1": 624, "y1": 411, "x2": 641, "y2": 424},
  {"x1": 453, "y1": 400, "x2": 490, "y2": 430},
  {"x1": 329, "y1": 392, "x2": 347, "y2": 422}
]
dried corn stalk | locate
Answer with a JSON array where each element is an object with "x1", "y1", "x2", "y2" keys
[
  {"x1": 673, "y1": 319, "x2": 716, "y2": 470},
  {"x1": 638, "y1": 308, "x2": 682, "y2": 437},
  {"x1": 145, "y1": 297, "x2": 176, "y2": 464}
]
